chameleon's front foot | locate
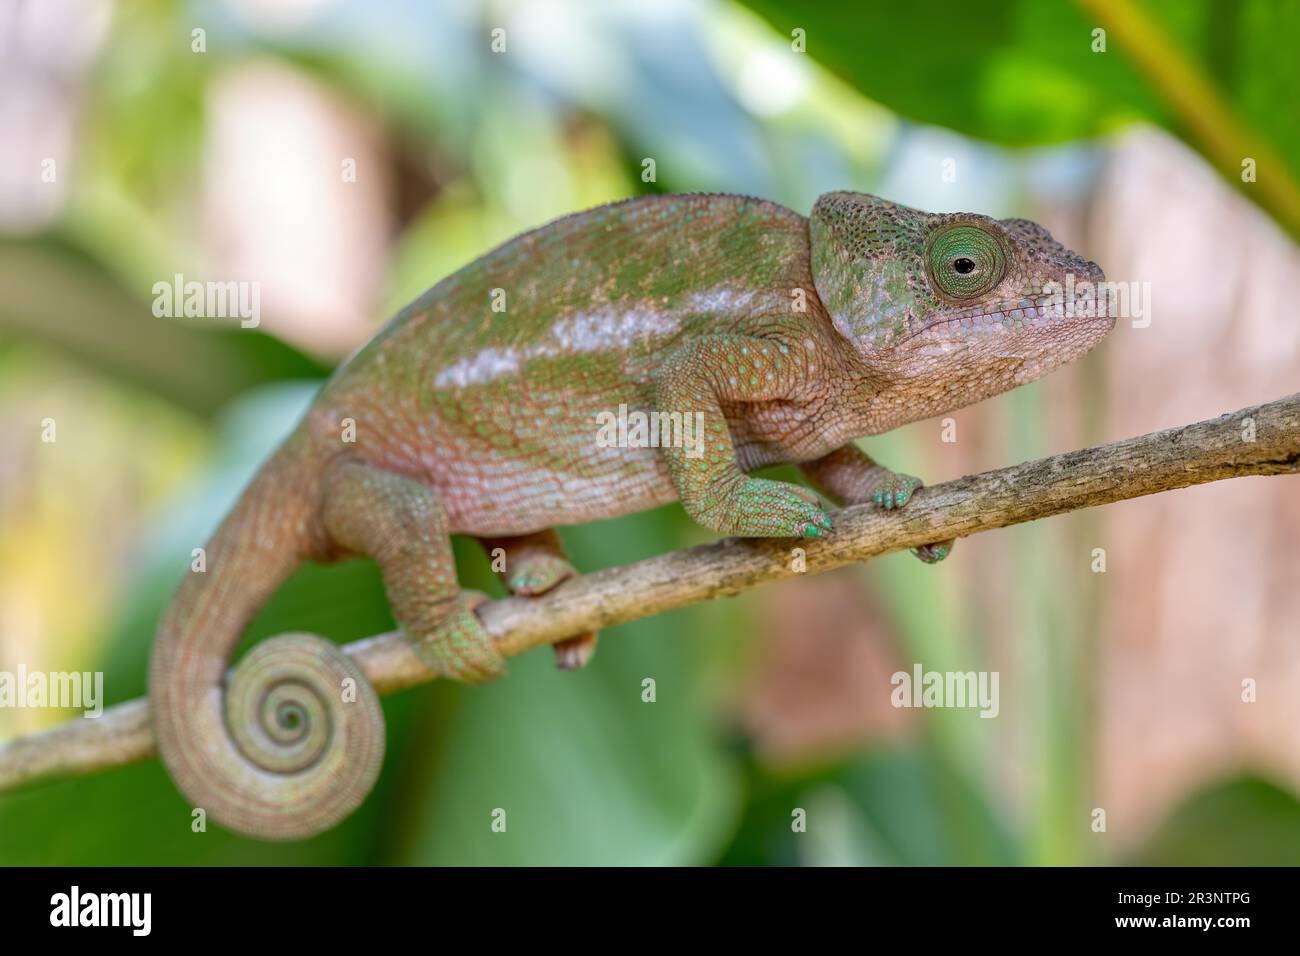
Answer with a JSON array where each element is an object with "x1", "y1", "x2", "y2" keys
[
  {"x1": 911, "y1": 539, "x2": 954, "y2": 564},
  {"x1": 873, "y1": 470, "x2": 956, "y2": 561},
  {"x1": 801, "y1": 447, "x2": 954, "y2": 563},
  {"x1": 866, "y1": 472, "x2": 953, "y2": 563},
  {"x1": 869, "y1": 471, "x2": 922, "y2": 510},
  {"x1": 694, "y1": 476, "x2": 832, "y2": 539}
]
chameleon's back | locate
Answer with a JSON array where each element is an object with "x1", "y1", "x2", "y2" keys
[{"x1": 308, "y1": 193, "x2": 817, "y2": 535}]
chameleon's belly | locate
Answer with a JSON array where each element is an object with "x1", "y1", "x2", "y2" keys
[
  {"x1": 430, "y1": 431, "x2": 680, "y2": 535},
  {"x1": 411, "y1": 397, "x2": 843, "y2": 535},
  {"x1": 318, "y1": 372, "x2": 683, "y2": 535},
  {"x1": 313, "y1": 354, "x2": 849, "y2": 537},
  {"x1": 434, "y1": 360, "x2": 687, "y2": 533}
]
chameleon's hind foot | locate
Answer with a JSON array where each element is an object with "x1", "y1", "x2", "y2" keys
[
  {"x1": 506, "y1": 551, "x2": 575, "y2": 595},
  {"x1": 553, "y1": 632, "x2": 599, "y2": 671},
  {"x1": 322, "y1": 458, "x2": 504, "y2": 684},
  {"x1": 409, "y1": 590, "x2": 505, "y2": 684},
  {"x1": 481, "y1": 529, "x2": 600, "y2": 670}
]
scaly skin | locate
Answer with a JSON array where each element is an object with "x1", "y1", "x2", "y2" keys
[{"x1": 149, "y1": 192, "x2": 1113, "y2": 840}]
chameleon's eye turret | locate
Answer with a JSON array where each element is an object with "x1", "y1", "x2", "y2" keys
[{"x1": 927, "y1": 223, "x2": 1006, "y2": 299}]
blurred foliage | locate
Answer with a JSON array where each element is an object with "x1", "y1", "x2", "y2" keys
[
  {"x1": 0, "y1": 237, "x2": 328, "y2": 417},
  {"x1": 744, "y1": 0, "x2": 1161, "y2": 143},
  {"x1": 721, "y1": 745, "x2": 1018, "y2": 866},
  {"x1": 1131, "y1": 776, "x2": 1300, "y2": 867},
  {"x1": 1, "y1": 0, "x2": 1297, "y2": 866},
  {"x1": 0, "y1": 386, "x2": 743, "y2": 865},
  {"x1": 741, "y1": 0, "x2": 1300, "y2": 237}
]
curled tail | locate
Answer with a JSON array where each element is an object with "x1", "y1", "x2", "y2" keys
[{"x1": 149, "y1": 440, "x2": 385, "y2": 841}]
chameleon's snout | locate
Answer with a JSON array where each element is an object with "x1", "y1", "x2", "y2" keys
[{"x1": 1066, "y1": 256, "x2": 1114, "y2": 330}]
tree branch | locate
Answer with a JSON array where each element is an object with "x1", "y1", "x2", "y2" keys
[{"x1": 2, "y1": 393, "x2": 1297, "y2": 794}]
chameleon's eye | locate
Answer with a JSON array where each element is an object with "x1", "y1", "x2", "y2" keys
[{"x1": 927, "y1": 223, "x2": 1006, "y2": 299}]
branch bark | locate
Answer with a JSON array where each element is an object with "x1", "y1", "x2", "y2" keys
[{"x1": 2, "y1": 393, "x2": 1297, "y2": 794}]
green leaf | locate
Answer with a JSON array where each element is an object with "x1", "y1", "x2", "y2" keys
[
  {"x1": 740, "y1": 0, "x2": 1155, "y2": 143},
  {"x1": 720, "y1": 745, "x2": 1019, "y2": 866},
  {"x1": 1130, "y1": 775, "x2": 1300, "y2": 866},
  {"x1": 739, "y1": 0, "x2": 1300, "y2": 236}
]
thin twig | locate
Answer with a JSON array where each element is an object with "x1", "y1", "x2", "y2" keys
[{"x1": 2, "y1": 393, "x2": 1297, "y2": 793}]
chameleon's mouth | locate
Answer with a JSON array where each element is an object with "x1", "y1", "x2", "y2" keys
[{"x1": 898, "y1": 286, "x2": 1113, "y2": 348}]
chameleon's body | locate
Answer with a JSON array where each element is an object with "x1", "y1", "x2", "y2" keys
[{"x1": 149, "y1": 192, "x2": 1112, "y2": 839}]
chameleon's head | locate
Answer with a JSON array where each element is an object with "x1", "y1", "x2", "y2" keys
[{"x1": 810, "y1": 192, "x2": 1113, "y2": 414}]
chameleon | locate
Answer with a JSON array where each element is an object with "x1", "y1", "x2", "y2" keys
[{"x1": 149, "y1": 191, "x2": 1112, "y2": 840}]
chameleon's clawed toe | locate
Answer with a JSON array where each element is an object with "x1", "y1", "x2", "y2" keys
[
  {"x1": 797, "y1": 513, "x2": 832, "y2": 538},
  {"x1": 506, "y1": 553, "x2": 576, "y2": 596},
  {"x1": 553, "y1": 632, "x2": 599, "y2": 671},
  {"x1": 911, "y1": 539, "x2": 954, "y2": 564},
  {"x1": 408, "y1": 591, "x2": 505, "y2": 684},
  {"x1": 870, "y1": 472, "x2": 923, "y2": 511},
  {"x1": 482, "y1": 530, "x2": 601, "y2": 671}
]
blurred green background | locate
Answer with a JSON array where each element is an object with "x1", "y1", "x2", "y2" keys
[{"x1": 1, "y1": 0, "x2": 1299, "y2": 865}]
